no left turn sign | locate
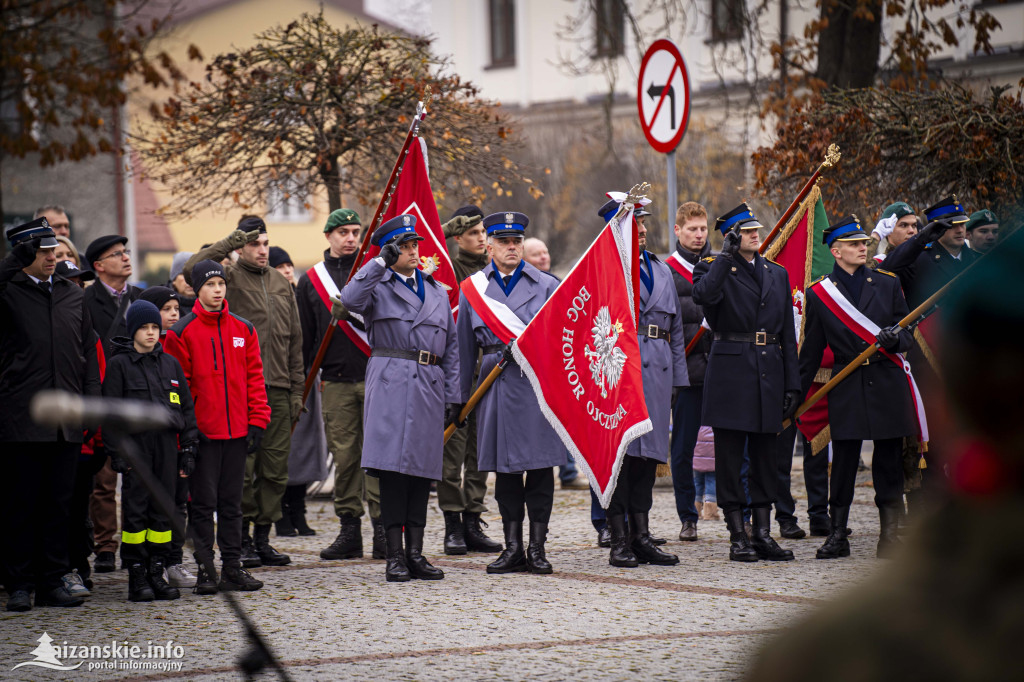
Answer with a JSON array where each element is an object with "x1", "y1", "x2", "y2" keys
[{"x1": 637, "y1": 39, "x2": 691, "y2": 154}]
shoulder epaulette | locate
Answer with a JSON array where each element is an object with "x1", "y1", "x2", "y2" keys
[
  {"x1": 764, "y1": 258, "x2": 783, "y2": 268},
  {"x1": 809, "y1": 274, "x2": 828, "y2": 286},
  {"x1": 701, "y1": 256, "x2": 715, "y2": 263},
  {"x1": 875, "y1": 268, "x2": 897, "y2": 278}
]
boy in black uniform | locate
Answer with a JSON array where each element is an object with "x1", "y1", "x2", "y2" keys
[{"x1": 102, "y1": 300, "x2": 199, "y2": 601}]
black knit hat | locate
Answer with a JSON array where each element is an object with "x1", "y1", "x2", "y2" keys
[
  {"x1": 191, "y1": 259, "x2": 225, "y2": 291},
  {"x1": 139, "y1": 285, "x2": 177, "y2": 310},
  {"x1": 126, "y1": 300, "x2": 162, "y2": 339},
  {"x1": 268, "y1": 246, "x2": 292, "y2": 268}
]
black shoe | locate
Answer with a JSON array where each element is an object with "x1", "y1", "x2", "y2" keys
[
  {"x1": 526, "y1": 521, "x2": 553, "y2": 574},
  {"x1": 147, "y1": 559, "x2": 181, "y2": 600},
  {"x1": 816, "y1": 506, "x2": 851, "y2": 559},
  {"x1": 219, "y1": 565, "x2": 264, "y2": 591},
  {"x1": 726, "y1": 510, "x2": 758, "y2": 562},
  {"x1": 240, "y1": 525, "x2": 262, "y2": 568},
  {"x1": 371, "y1": 517, "x2": 386, "y2": 560},
  {"x1": 779, "y1": 520, "x2": 807, "y2": 539},
  {"x1": 463, "y1": 512, "x2": 503, "y2": 553},
  {"x1": 678, "y1": 520, "x2": 697, "y2": 541},
  {"x1": 6, "y1": 589, "x2": 31, "y2": 612},
  {"x1": 36, "y1": 585, "x2": 84, "y2": 607},
  {"x1": 808, "y1": 518, "x2": 831, "y2": 537},
  {"x1": 321, "y1": 515, "x2": 363, "y2": 560},
  {"x1": 254, "y1": 524, "x2": 291, "y2": 566},
  {"x1": 193, "y1": 562, "x2": 218, "y2": 595},
  {"x1": 649, "y1": 533, "x2": 668, "y2": 546},
  {"x1": 385, "y1": 527, "x2": 411, "y2": 582},
  {"x1": 443, "y1": 511, "x2": 468, "y2": 555},
  {"x1": 877, "y1": 504, "x2": 902, "y2": 558},
  {"x1": 629, "y1": 513, "x2": 679, "y2": 566},
  {"x1": 405, "y1": 526, "x2": 444, "y2": 580},
  {"x1": 94, "y1": 550, "x2": 116, "y2": 573},
  {"x1": 486, "y1": 520, "x2": 528, "y2": 574},
  {"x1": 750, "y1": 508, "x2": 794, "y2": 561},
  {"x1": 275, "y1": 515, "x2": 298, "y2": 537},
  {"x1": 288, "y1": 485, "x2": 316, "y2": 536},
  {"x1": 607, "y1": 514, "x2": 638, "y2": 568},
  {"x1": 597, "y1": 525, "x2": 612, "y2": 548},
  {"x1": 128, "y1": 563, "x2": 155, "y2": 602}
]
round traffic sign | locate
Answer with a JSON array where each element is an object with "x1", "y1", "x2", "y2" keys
[{"x1": 637, "y1": 39, "x2": 691, "y2": 154}]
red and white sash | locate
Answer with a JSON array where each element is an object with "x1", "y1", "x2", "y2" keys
[
  {"x1": 306, "y1": 262, "x2": 371, "y2": 357},
  {"x1": 666, "y1": 251, "x2": 695, "y2": 283},
  {"x1": 460, "y1": 270, "x2": 526, "y2": 345},
  {"x1": 811, "y1": 278, "x2": 929, "y2": 446}
]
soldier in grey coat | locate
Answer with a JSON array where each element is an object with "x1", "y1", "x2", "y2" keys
[
  {"x1": 456, "y1": 211, "x2": 562, "y2": 575},
  {"x1": 340, "y1": 214, "x2": 461, "y2": 583}
]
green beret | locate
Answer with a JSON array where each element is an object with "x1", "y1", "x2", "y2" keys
[
  {"x1": 324, "y1": 208, "x2": 361, "y2": 233},
  {"x1": 879, "y1": 202, "x2": 915, "y2": 222},
  {"x1": 966, "y1": 209, "x2": 997, "y2": 232}
]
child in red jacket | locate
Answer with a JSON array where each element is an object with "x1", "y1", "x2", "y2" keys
[{"x1": 164, "y1": 261, "x2": 271, "y2": 595}]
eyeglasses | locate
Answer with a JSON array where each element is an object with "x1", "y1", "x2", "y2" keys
[{"x1": 98, "y1": 249, "x2": 132, "y2": 261}]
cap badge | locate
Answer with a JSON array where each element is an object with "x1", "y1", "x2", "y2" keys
[
  {"x1": 402, "y1": 215, "x2": 411, "y2": 226},
  {"x1": 40, "y1": 218, "x2": 49, "y2": 228},
  {"x1": 505, "y1": 212, "x2": 515, "y2": 224}
]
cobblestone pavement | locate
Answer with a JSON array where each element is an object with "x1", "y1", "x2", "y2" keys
[{"x1": 0, "y1": 457, "x2": 889, "y2": 681}]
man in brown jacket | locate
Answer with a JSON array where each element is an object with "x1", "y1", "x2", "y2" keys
[{"x1": 185, "y1": 216, "x2": 304, "y2": 568}]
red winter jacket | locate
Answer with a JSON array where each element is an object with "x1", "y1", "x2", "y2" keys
[{"x1": 164, "y1": 300, "x2": 271, "y2": 440}]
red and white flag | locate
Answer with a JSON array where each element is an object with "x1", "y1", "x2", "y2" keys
[{"x1": 511, "y1": 205, "x2": 651, "y2": 506}]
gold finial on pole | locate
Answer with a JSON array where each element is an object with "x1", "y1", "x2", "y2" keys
[{"x1": 822, "y1": 143, "x2": 841, "y2": 169}]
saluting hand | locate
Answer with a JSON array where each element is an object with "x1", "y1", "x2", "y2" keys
[
  {"x1": 380, "y1": 242, "x2": 401, "y2": 268},
  {"x1": 919, "y1": 218, "x2": 953, "y2": 244},
  {"x1": 721, "y1": 226, "x2": 742, "y2": 257},
  {"x1": 12, "y1": 237, "x2": 42, "y2": 267},
  {"x1": 227, "y1": 228, "x2": 262, "y2": 249}
]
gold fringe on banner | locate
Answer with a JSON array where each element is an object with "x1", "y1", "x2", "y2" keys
[
  {"x1": 763, "y1": 183, "x2": 821, "y2": 348},
  {"x1": 810, "y1": 425, "x2": 831, "y2": 455},
  {"x1": 913, "y1": 328, "x2": 941, "y2": 376},
  {"x1": 656, "y1": 462, "x2": 671, "y2": 478}
]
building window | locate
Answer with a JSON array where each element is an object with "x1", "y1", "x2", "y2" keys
[
  {"x1": 594, "y1": 0, "x2": 625, "y2": 58},
  {"x1": 266, "y1": 180, "x2": 311, "y2": 223},
  {"x1": 710, "y1": 0, "x2": 744, "y2": 43},
  {"x1": 489, "y1": 0, "x2": 516, "y2": 68}
]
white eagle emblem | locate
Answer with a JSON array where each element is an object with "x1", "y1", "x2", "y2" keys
[{"x1": 584, "y1": 307, "x2": 628, "y2": 399}]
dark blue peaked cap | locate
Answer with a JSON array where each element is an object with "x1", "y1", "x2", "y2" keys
[
  {"x1": 483, "y1": 211, "x2": 528, "y2": 237},
  {"x1": 372, "y1": 214, "x2": 423, "y2": 247},
  {"x1": 6, "y1": 217, "x2": 58, "y2": 249},
  {"x1": 715, "y1": 203, "x2": 763, "y2": 235},
  {"x1": 823, "y1": 215, "x2": 870, "y2": 246},
  {"x1": 924, "y1": 196, "x2": 969, "y2": 224}
]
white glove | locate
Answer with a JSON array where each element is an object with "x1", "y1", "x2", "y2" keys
[{"x1": 872, "y1": 214, "x2": 898, "y2": 241}]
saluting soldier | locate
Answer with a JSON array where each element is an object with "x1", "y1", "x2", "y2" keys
[
  {"x1": 692, "y1": 203, "x2": 799, "y2": 563},
  {"x1": 799, "y1": 216, "x2": 921, "y2": 559},
  {"x1": 456, "y1": 211, "x2": 563, "y2": 575},
  {"x1": 340, "y1": 214, "x2": 461, "y2": 583}
]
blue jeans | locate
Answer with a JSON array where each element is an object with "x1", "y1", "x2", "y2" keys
[
  {"x1": 694, "y1": 471, "x2": 717, "y2": 503},
  {"x1": 669, "y1": 386, "x2": 702, "y2": 524},
  {"x1": 590, "y1": 487, "x2": 606, "y2": 531},
  {"x1": 559, "y1": 451, "x2": 578, "y2": 483}
]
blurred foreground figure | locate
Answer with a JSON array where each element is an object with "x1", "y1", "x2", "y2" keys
[{"x1": 747, "y1": 228, "x2": 1024, "y2": 681}]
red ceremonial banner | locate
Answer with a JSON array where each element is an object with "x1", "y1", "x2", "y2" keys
[{"x1": 512, "y1": 213, "x2": 652, "y2": 506}]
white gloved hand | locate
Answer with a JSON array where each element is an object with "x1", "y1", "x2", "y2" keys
[{"x1": 872, "y1": 214, "x2": 898, "y2": 241}]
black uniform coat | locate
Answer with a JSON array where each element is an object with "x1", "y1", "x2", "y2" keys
[
  {"x1": 669, "y1": 241, "x2": 713, "y2": 385},
  {"x1": 0, "y1": 255, "x2": 101, "y2": 442},
  {"x1": 883, "y1": 233, "x2": 981, "y2": 309},
  {"x1": 295, "y1": 250, "x2": 368, "y2": 382},
  {"x1": 83, "y1": 279, "x2": 143, "y2": 357},
  {"x1": 692, "y1": 252, "x2": 800, "y2": 434},
  {"x1": 799, "y1": 265, "x2": 917, "y2": 441}
]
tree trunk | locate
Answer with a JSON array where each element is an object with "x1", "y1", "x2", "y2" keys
[
  {"x1": 815, "y1": 0, "x2": 883, "y2": 88},
  {"x1": 322, "y1": 159, "x2": 342, "y2": 212}
]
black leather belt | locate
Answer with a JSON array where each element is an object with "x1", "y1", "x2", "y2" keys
[
  {"x1": 481, "y1": 344, "x2": 505, "y2": 354},
  {"x1": 638, "y1": 324, "x2": 671, "y2": 341},
  {"x1": 371, "y1": 348, "x2": 440, "y2": 365},
  {"x1": 834, "y1": 355, "x2": 884, "y2": 367},
  {"x1": 714, "y1": 331, "x2": 780, "y2": 345}
]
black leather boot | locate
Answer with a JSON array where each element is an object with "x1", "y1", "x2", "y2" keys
[
  {"x1": 385, "y1": 527, "x2": 411, "y2": 582},
  {"x1": 147, "y1": 558, "x2": 181, "y2": 600},
  {"x1": 876, "y1": 504, "x2": 902, "y2": 558},
  {"x1": 219, "y1": 564, "x2": 264, "y2": 591},
  {"x1": 750, "y1": 507, "x2": 794, "y2": 561},
  {"x1": 289, "y1": 486, "x2": 316, "y2": 536},
  {"x1": 128, "y1": 563, "x2": 155, "y2": 602},
  {"x1": 463, "y1": 512, "x2": 502, "y2": 552},
  {"x1": 629, "y1": 512, "x2": 679, "y2": 565},
  {"x1": 607, "y1": 514, "x2": 638, "y2": 567},
  {"x1": 193, "y1": 561, "x2": 218, "y2": 596},
  {"x1": 526, "y1": 521, "x2": 553, "y2": 574},
  {"x1": 405, "y1": 526, "x2": 444, "y2": 580},
  {"x1": 371, "y1": 517, "x2": 386, "y2": 560},
  {"x1": 276, "y1": 495, "x2": 297, "y2": 537},
  {"x1": 443, "y1": 511, "x2": 468, "y2": 555},
  {"x1": 726, "y1": 510, "x2": 758, "y2": 562},
  {"x1": 486, "y1": 520, "x2": 528, "y2": 574},
  {"x1": 816, "y1": 506, "x2": 851, "y2": 559},
  {"x1": 253, "y1": 523, "x2": 291, "y2": 566},
  {"x1": 240, "y1": 521, "x2": 261, "y2": 568},
  {"x1": 320, "y1": 515, "x2": 363, "y2": 560}
]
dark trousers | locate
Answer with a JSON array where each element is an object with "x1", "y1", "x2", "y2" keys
[
  {"x1": 669, "y1": 386, "x2": 702, "y2": 523},
  {"x1": 168, "y1": 474, "x2": 190, "y2": 565},
  {"x1": 832, "y1": 439, "x2": 905, "y2": 508},
  {"x1": 590, "y1": 488, "x2": 606, "y2": 530},
  {"x1": 714, "y1": 429, "x2": 778, "y2": 514},
  {"x1": 2, "y1": 440, "x2": 78, "y2": 592},
  {"x1": 774, "y1": 426, "x2": 829, "y2": 525},
  {"x1": 495, "y1": 468, "x2": 554, "y2": 524},
  {"x1": 70, "y1": 451, "x2": 105, "y2": 578},
  {"x1": 377, "y1": 470, "x2": 432, "y2": 531},
  {"x1": 119, "y1": 443, "x2": 177, "y2": 565},
  {"x1": 191, "y1": 438, "x2": 247, "y2": 568},
  {"x1": 608, "y1": 457, "x2": 659, "y2": 516}
]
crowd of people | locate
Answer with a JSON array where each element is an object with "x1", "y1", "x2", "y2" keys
[{"x1": 0, "y1": 193, "x2": 1004, "y2": 609}]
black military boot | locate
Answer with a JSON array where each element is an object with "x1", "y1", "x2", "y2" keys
[
  {"x1": 371, "y1": 517, "x2": 386, "y2": 560},
  {"x1": 750, "y1": 508, "x2": 794, "y2": 561},
  {"x1": 816, "y1": 506, "x2": 851, "y2": 559},
  {"x1": 193, "y1": 562, "x2": 218, "y2": 596},
  {"x1": 607, "y1": 514, "x2": 638, "y2": 567},
  {"x1": 275, "y1": 495, "x2": 297, "y2": 537},
  {"x1": 443, "y1": 511, "x2": 468, "y2": 555},
  {"x1": 385, "y1": 527, "x2": 411, "y2": 582},
  {"x1": 876, "y1": 504, "x2": 903, "y2": 558},
  {"x1": 463, "y1": 512, "x2": 503, "y2": 552},
  {"x1": 147, "y1": 558, "x2": 181, "y2": 600},
  {"x1": 725, "y1": 510, "x2": 758, "y2": 562},
  {"x1": 526, "y1": 521, "x2": 553, "y2": 574},
  {"x1": 289, "y1": 487, "x2": 316, "y2": 536},
  {"x1": 629, "y1": 512, "x2": 679, "y2": 566},
  {"x1": 486, "y1": 520, "x2": 528, "y2": 574},
  {"x1": 219, "y1": 564, "x2": 264, "y2": 591},
  {"x1": 597, "y1": 525, "x2": 612, "y2": 548},
  {"x1": 320, "y1": 515, "x2": 363, "y2": 560},
  {"x1": 128, "y1": 563, "x2": 155, "y2": 602},
  {"x1": 405, "y1": 526, "x2": 444, "y2": 580},
  {"x1": 253, "y1": 524, "x2": 291, "y2": 566},
  {"x1": 240, "y1": 521, "x2": 262, "y2": 568}
]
